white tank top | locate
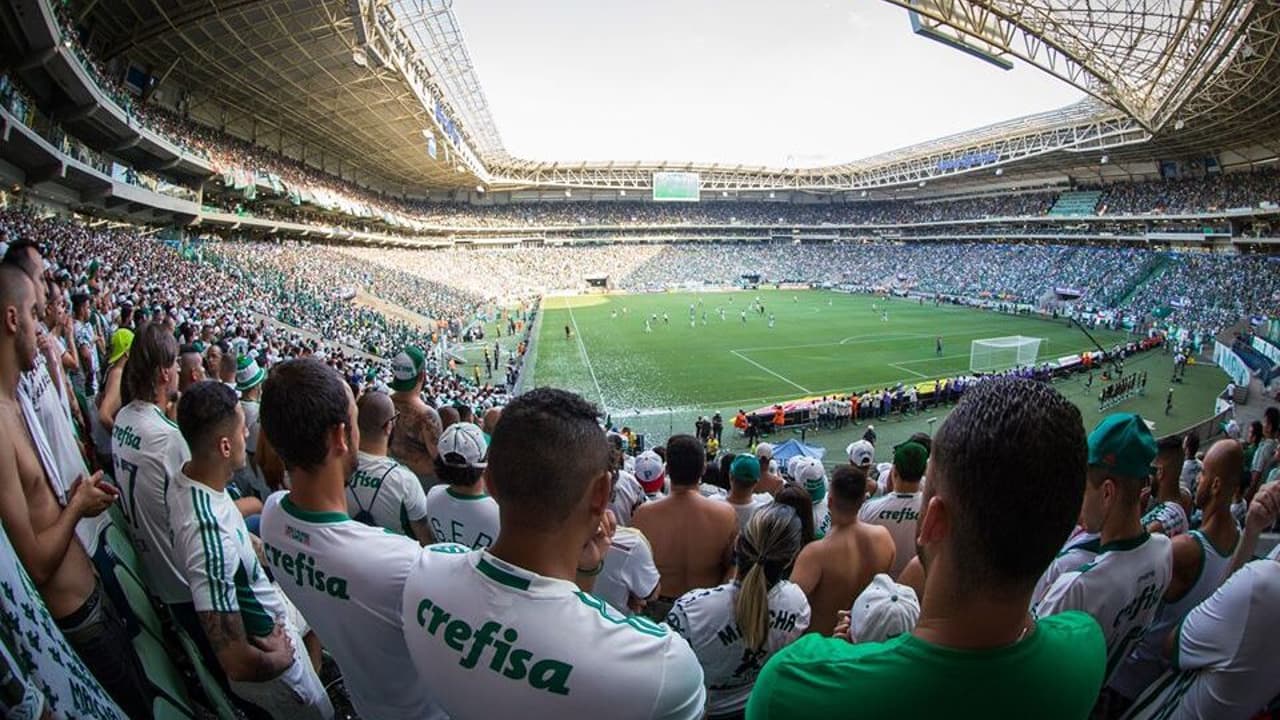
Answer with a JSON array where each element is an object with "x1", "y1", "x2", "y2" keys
[{"x1": 1109, "y1": 529, "x2": 1236, "y2": 699}]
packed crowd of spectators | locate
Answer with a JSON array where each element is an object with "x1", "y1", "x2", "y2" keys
[
  {"x1": 4, "y1": 233, "x2": 1278, "y2": 719},
  {"x1": 0, "y1": 209, "x2": 509, "y2": 410},
  {"x1": 336, "y1": 239, "x2": 1276, "y2": 336}
]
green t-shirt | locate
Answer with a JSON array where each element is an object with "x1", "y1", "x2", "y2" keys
[{"x1": 746, "y1": 611, "x2": 1104, "y2": 720}]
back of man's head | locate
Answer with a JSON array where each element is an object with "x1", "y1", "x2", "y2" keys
[
  {"x1": 482, "y1": 407, "x2": 502, "y2": 435},
  {"x1": 122, "y1": 322, "x2": 178, "y2": 405},
  {"x1": 1183, "y1": 432, "x2": 1200, "y2": 458},
  {"x1": 218, "y1": 350, "x2": 236, "y2": 382},
  {"x1": 356, "y1": 390, "x2": 396, "y2": 442},
  {"x1": 665, "y1": 434, "x2": 706, "y2": 487},
  {"x1": 929, "y1": 377, "x2": 1086, "y2": 591},
  {"x1": 260, "y1": 357, "x2": 352, "y2": 473},
  {"x1": 439, "y1": 405, "x2": 460, "y2": 430},
  {"x1": 1, "y1": 239, "x2": 41, "y2": 279},
  {"x1": 487, "y1": 388, "x2": 609, "y2": 531},
  {"x1": 829, "y1": 465, "x2": 869, "y2": 515},
  {"x1": 177, "y1": 381, "x2": 240, "y2": 459},
  {"x1": 1266, "y1": 407, "x2": 1280, "y2": 435}
]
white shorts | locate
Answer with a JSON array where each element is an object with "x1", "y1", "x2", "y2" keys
[{"x1": 229, "y1": 625, "x2": 332, "y2": 720}]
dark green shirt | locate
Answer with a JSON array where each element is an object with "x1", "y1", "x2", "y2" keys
[{"x1": 747, "y1": 611, "x2": 1104, "y2": 720}]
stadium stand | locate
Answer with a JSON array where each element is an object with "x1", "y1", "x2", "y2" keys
[{"x1": 1050, "y1": 190, "x2": 1104, "y2": 216}]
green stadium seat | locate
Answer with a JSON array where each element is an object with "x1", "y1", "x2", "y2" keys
[
  {"x1": 173, "y1": 621, "x2": 239, "y2": 720},
  {"x1": 131, "y1": 626, "x2": 195, "y2": 717},
  {"x1": 105, "y1": 522, "x2": 144, "y2": 582},
  {"x1": 113, "y1": 563, "x2": 164, "y2": 640},
  {"x1": 153, "y1": 694, "x2": 196, "y2": 720}
]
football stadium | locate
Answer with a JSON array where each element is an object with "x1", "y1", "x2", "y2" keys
[{"x1": 1, "y1": 0, "x2": 1280, "y2": 718}]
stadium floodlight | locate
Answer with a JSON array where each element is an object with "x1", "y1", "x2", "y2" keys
[
  {"x1": 1100, "y1": 155, "x2": 1110, "y2": 164},
  {"x1": 769, "y1": 191, "x2": 775, "y2": 199},
  {"x1": 475, "y1": 185, "x2": 485, "y2": 193},
  {"x1": 995, "y1": 168, "x2": 1004, "y2": 176},
  {"x1": 352, "y1": 48, "x2": 368, "y2": 68},
  {"x1": 619, "y1": 190, "x2": 626, "y2": 196},
  {"x1": 564, "y1": 189, "x2": 572, "y2": 197},
  {"x1": 970, "y1": 336, "x2": 1043, "y2": 373}
]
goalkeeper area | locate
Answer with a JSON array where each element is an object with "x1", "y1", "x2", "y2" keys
[
  {"x1": 971, "y1": 336, "x2": 1045, "y2": 373},
  {"x1": 508, "y1": 289, "x2": 1225, "y2": 458}
]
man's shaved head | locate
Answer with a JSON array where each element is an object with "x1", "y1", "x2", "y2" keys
[
  {"x1": 0, "y1": 265, "x2": 37, "y2": 372},
  {"x1": 357, "y1": 390, "x2": 396, "y2": 437},
  {"x1": 1196, "y1": 438, "x2": 1244, "y2": 509}
]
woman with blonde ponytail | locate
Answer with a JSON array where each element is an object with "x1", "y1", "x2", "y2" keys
[{"x1": 666, "y1": 503, "x2": 810, "y2": 720}]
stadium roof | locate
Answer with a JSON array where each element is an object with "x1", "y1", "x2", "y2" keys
[{"x1": 77, "y1": 0, "x2": 1280, "y2": 194}]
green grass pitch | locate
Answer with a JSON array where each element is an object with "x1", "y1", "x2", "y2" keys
[{"x1": 523, "y1": 289, "x2": 1227, "y2": 461}]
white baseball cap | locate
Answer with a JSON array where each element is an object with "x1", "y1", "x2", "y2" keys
[
  {"x1": 847, "y1": 440, "x2": 875, "y2": 466},
  {"x1": 633, "y1": 451, "x2": 666, "y2": 494},
  {"x1": 849, "y1": 574, "x2": 920, "y2": 644},
  {"x1": 437, "y1": 422, "x2": 488, "y2": 468},
  {"x1": 755, "y1": 442, "x2": 774, "y2": 459},
  {"x1": 785, "y1": 455, "x2": 805, "y2": 481},
  {"x1": 793, "y1": 457, "x2": 825, "y2": 485}
]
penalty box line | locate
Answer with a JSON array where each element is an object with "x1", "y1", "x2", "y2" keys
[{"x1": 728, "y1": 350, "x2": 813, "y2": 395}]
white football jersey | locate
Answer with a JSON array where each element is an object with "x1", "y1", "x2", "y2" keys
[
  {"x1": 610, "y1": 470, "x2": 647, "y2": 527},
  {"x1": 593, "y1": 527, "x2": 660, "y2": 615},
  {"x1": 1031, "y1": 529, "x2": 1101, "y2": 608},
  {"x1": 859, "y1": 492, "x2": 922, "y2": 577},
  {"x1": 111, "y1": 400, "x2": 191, "y2": 603},
  {"x1": 170, "y1": 475, "x2": 330, "y2": 718},
  {"x1": 347, "y1": 451, "x2": 429, "y2": 537},
  {"x1": 260, "y1": 492, "x2": 447, "y2": 719},
  {"x1": 1035, "y1": 532, "x2": 1172, "y2": 685},
  {"x1": 400, "y1": 547, "x2": 705, "y2": 720},
  {"x1": 1123, "y1": 560, "x2": 1280, "y2": 720},
  {"x1": 424, "y1": 485, "x2": 500, "y2": 549},
  {"x1": 1110, "y1": 530, "x2": 1236, "y2": 700},
  {"x1": 667, "y1": 580, "x2": 810, "y2": 717},
  {"x1": 812, "y1": 497, "x2": 831, "y2": 540}
]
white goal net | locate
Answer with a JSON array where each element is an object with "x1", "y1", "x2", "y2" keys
[{"x1": 970, "y1": 336, "x2": 1043, "y2": 373}]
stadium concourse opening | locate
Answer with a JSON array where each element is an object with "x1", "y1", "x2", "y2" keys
[{"x1": 526, "y1": 289, "x2": 1229, "y2": 460}]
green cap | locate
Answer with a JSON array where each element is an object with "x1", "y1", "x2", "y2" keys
[
  {"x1": 892, "y1": 441, "x2": 929, "y2": 481},
  {"x1": 389, "y1": 346, "x2": 426, "y2": 392},
  {"x1": 730, "y1": 455, "x2": 761, "y2": 484},
  {"x1": 1088, "y1": 413, "x2": 1157, "y2": 479}
]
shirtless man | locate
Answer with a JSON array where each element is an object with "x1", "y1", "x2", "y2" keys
[
  {"x1": 632, "y1": 434, "x2": 737, "y2": 620},
  {"x1": 754, "y1": 442, "x2": 784, "y2": 495},
  {"x1": 0, "y1": 266, "x2": 149, "y2": 717},
  {"x1": 791, "y1": 464, "x2": 896, "y2": 635},
  {"x1": 387, "y1": 347, "x2": 443, "y2": 489}
]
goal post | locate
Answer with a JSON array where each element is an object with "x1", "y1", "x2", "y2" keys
[{"x1": 970, "y1": 336, "x2": 1043, "y2": 373}]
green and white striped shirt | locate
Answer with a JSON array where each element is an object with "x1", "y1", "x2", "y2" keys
[{"x1": 172, "y1": 471, "x2": 283, "y2": 636}]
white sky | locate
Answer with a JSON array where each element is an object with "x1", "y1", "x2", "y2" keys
[{"x1": 452, "y1": 0, "x2": 1085, "y2": 168}]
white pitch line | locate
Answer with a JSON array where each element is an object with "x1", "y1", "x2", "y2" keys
[
  {"x1": 889, "y1": 362, "x2": 928, "y2": 379},
  {"x1": 566, "y1": 303, "x2": 608, "y2": 415},
  {"x1": 729, "y1": 350, "x2": 813, "y2": 394}
]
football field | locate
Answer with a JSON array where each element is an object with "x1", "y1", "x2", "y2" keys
[{"x1": 523, "y1": 289, "x2": 1225, "y2": 458}]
